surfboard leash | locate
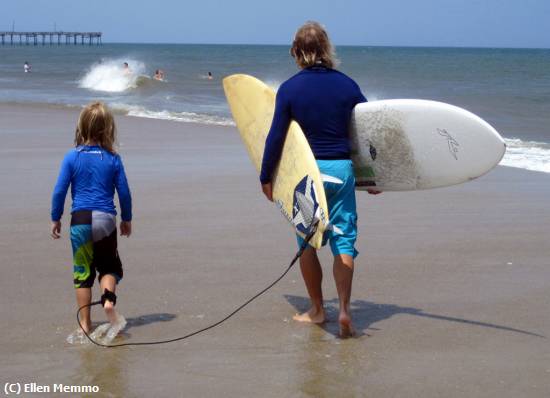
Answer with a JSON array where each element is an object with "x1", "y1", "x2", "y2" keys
[{"x1": 76, "y1": 221, "x2": 319, "y2": 348}]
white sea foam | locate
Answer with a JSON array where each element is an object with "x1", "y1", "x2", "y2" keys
[
  {"x1": 79, "y1": 59, "x2": 148, "y2": 92},
  {"x1": 110, "y1": 103, "x2": 235, "y2": 126},
  {"x1": 500, "y1": 138, "x2": 550, "y2": 174},
  {"x1": 265, "y1": 79, "x2": 282, "y2": 92}
]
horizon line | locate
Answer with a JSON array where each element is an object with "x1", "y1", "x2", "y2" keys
[{"x1": 98, "y1": 42, "x2": 550, "y2": 50}]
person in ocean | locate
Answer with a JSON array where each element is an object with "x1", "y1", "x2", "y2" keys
[
  {"x1": 123, "y1": 62, "x2": 132, "y2": 75},
  {"x1": 50, "y1": 102, "x2": 132, "y2": 343},
  {"x1": 24, "y1": 61, "x2": 31, "y2": 73},
  {"x1": 260, "y1": 22, "x2": 381, "y2": 337},
  {"x1": 153, "y1": 69, "x2": 165, "y2": 80},
  {"x1": 207, "y1": 71, "x2": 213, "y2": 80}
]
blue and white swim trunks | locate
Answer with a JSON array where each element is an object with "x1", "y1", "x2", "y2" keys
[
  {"x1": 297, "y1": 159, "x2": 358, "y2": 258},
  {"x1": 70, "y1": 210, "x2": 123, "y2": 288}
]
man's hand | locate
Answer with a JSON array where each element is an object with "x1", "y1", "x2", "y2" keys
[{"x1": 262, "y1": 182, "x2": 274, "y2": 202}]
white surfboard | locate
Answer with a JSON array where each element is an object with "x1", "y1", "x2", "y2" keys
[{"x1": 351, "y1": 99, "x2": 506, "y2": 191}]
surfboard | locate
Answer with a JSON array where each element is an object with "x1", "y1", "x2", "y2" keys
[
  {"x1": 223, "y1": 74, "x2": 329, "y2": 249},
  {"x1": 351, "y1": 100, "x2": 506, "y2": 191}
]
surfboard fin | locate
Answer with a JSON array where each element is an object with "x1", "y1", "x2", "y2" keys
[{"x1": 321, "y1": 174, "x2": 343, "y2": 184}]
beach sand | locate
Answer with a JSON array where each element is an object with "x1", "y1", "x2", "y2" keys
[{"x1": 1, "y1": 103, "x2": 549, "y2": 397}]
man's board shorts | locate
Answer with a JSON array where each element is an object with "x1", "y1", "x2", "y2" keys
[
  {"x1": 70, "y1": 210, "x2": 123, "y2": 289},
  {"x1": 297, "y1": 159, "x2": 358, "y2": 258}
]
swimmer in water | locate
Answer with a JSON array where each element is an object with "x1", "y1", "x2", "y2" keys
[
  {"x1": 207, "y1": 71, "x2": 213, "y2": 80},
  {"x1": 153, "y1": 69, "x2": 165, "y2": 81},
  {"x1": 123, "y1": 62, "x2": 132, "y2": 75},
  {"x1": 24, "y1": 61, "x2": 31, "y2": 73}
]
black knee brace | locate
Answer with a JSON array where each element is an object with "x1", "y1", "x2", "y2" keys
[{"x1": 101, "y1": 288, "x2": 117, "y2": 307}]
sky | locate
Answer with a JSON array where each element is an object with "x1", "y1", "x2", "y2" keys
[{"x1": 2, "y1": 0, "x2": 549, "y2": 48}]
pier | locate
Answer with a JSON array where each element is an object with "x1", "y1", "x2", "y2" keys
[{"x1": 0, "y1": 31, "x2": 102, "y2": 46}]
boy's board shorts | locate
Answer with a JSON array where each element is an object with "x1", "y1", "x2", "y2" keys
[
  {"x1": 297, "y1": 159, "x2": 358, "y2": 258},
  {"x1": 70, "y1": 210, "x2": 123, "y2": 289}
]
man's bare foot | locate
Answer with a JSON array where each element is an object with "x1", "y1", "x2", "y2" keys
[
  {"x1": 293, "y1": 307, "x2": 325, "y2": 324},
  {"x1": 339, "y1": 312, "x2": 355, "y2": 338}
]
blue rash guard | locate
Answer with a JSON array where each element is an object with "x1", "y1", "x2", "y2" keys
[
  {"x1": 51, "y1": 145, "x2": 132, "y2": 222},
  {"x1": 260, "y1": 65, "x2": 367, "y2": 184}
]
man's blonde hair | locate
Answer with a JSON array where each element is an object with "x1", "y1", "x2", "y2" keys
[
  {"x1": 75, "y1": 102, "x2": 117, "y2": 153},
  {"x1": 290, "y1": 21, "x2": 337, "y2": 69}
]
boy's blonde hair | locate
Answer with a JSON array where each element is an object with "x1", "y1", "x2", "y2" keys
[
  {"x1": 75, "y1": 102, "x2": 117, "y2": 153},
  {"x1": 290, "y1": 21, "x2": 338, "y2": 69}
]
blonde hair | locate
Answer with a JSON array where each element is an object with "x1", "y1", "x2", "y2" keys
[
  {"x1": 290, "y1": 21, "x2": 338, "y2": 69},
  {"x1": 75, "y1": 102, "x2": 117, "y2": 153}
]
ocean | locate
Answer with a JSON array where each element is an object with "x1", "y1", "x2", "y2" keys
[{"x1": 1, "y1": 43, "x2": 549, "y2": 173}]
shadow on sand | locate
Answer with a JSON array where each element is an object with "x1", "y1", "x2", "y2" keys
[
  {"x1": 124, "y1": 313, "x2": 177, "y2": 330},
  {"x1": 284, "y1": 295, "x2": 545, "y2": 339}
]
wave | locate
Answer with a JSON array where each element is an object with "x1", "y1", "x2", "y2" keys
[
  {"x1": 79, "y1": 59, "x2": 149, "y2": 92},
  {"x1": 264, "y1": 79, "x2": 282, "y2": 92},
  {"x1": 500, "y1": 138, "x2": 550, "y2": 174},
  {"x1": 110, "y1": 104, "x2": 235, "y2": 126}
]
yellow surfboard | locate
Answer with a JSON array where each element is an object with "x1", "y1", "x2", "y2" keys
[{"x1": 223, "y1": 74, "x2": 329, "y2": 249}]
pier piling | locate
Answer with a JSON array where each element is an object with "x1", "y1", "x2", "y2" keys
[{"x1": 0, "y1": 32, "x2": 102, "y2": 46}]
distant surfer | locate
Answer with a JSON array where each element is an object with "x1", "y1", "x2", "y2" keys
[
  {"x1": 50, "y1": 102, "x2": 132, "y2": 343},
  {"x1": 24, "y1": 61, "x2": 31, "y2": 73},
  {"x1": 260, "y1": 22, "x2": 381, "y2": 337},
  {"x1": 153, "y1": 69, "x2": 165, "y2": 81},
  {"x1": 207, "y1": 71, "x2": 213, "y2": 80},
  {"x1": 123, "y1": 62, "x2": 132, "y2": 75}
]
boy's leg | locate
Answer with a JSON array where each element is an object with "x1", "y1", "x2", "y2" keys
[
  {"x1": 71, "y1": 211, "x2": 95, "y2": 333},
  {"x1": 333, "y1": 254, "x2": 354, "y2": 337},
  {"x1": 293, "y1": 246, "x2": 325, "y2": 324},
  {"x1": 75, "y1": 288, "x2": 92, "y2": 333},
  {"x1": 91, "y1": 211, "x2": 123, "y2": 326},
  {"x1": 99, "y1": 274, "x2": 118, "y2": 324}
]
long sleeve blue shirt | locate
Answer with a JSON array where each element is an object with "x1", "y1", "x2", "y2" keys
[
  {"x1": 260, "y1": 66, "x2": 367, "y2": 184},
  {"x1": 51, "y1": 145, "x2": 132, "y2": 221}
]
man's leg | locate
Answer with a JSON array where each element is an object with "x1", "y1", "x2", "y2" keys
[
  {"x1": 333, "y1": 253, "x2": 354, "y2": 337},
  {"x1": 293, "y1": 246, "x2": 325, "y2": 324}
]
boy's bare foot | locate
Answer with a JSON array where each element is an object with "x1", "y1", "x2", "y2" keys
[
  {"x1": 67, "y1": 328, "x2": 90, "y2": 344},
  {"x1": 80, "y1": 322, "x2": 91, "y2": 334},
  {"x1": 293, "y1": 307, "x2": 325, "y2": 324},
  {"x1": 339, "y1": 312, "x2": 355, "y2": 338},
  {"x1": 103, "y1": 300, "x2": 117, "y2": 324}
]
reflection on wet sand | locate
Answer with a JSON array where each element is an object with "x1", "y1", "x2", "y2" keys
[
  {"x1": 67, "y1": 312, "x2": 177, "y2": 396},
  {"x1": 70, "y1": 346, "x2": 126, "y2": 397},
  {"x1": 298, "y1": 326, "x2": 364, "y2": 397},
  {"x1": 285, "y1": 294, "x2": 545, "y2": 397}
]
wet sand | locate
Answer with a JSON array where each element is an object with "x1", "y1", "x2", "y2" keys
[{"x1": 1, "y1": 103, "x2": 549, "y2": 397}]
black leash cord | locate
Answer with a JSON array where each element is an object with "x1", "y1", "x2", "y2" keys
[{"x1": 77, "y1": 223, "x2": 318, "y2": 348}]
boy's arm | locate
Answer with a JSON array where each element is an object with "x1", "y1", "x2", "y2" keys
[
  {"x1": 114, "y1": 155, "x2": 132, "y2": 222},
  {"x1": 51, "y1": 152, "x2": 73, "y2": 222}
]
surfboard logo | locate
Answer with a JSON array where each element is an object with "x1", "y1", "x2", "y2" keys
[
  {"x1": 292, "y1": 175, "x2": 320, "y2": 236},
  {"x1": 369, "y1": 142, "x2": 377, "y2": 161},
  {"x1": 437, "y1": 128, "x2": 459, "y2": 160}
]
